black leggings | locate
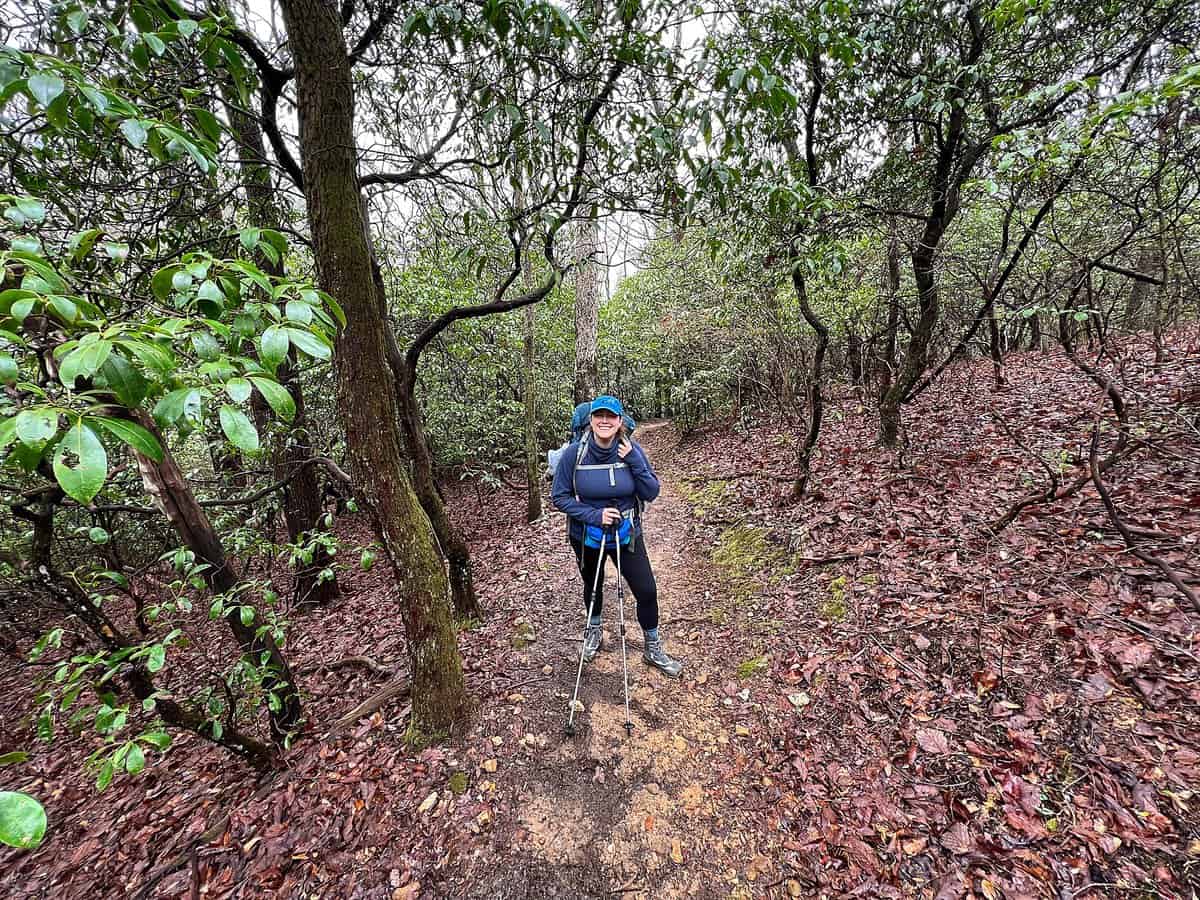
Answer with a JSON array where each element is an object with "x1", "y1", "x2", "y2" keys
[{"x1": 571, "y1": 533, "x2": 658, "y2": 631}]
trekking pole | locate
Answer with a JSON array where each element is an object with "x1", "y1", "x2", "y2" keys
[
  {"x1": 614, "y1": 519, "x2": 634, "y2": 736},
  {"x1": 565, "y1": 528, "x2": 607, "y2": 736}
]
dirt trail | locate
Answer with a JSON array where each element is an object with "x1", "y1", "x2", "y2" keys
[{"x1": 464, "y1": 425, "x2": 782, "y2": 899}]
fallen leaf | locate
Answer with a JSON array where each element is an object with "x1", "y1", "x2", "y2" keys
[
  {"x1": 940, "y1": 822, "x2": 973, "y2": 855},
  {"x1": 901, "y1": 835, "x2": 928, "y2": 855},
  {"x1": 671, "y1": 839, "x2": 683, "y2": 863},
  {"x1": 481, "y1": 758, "x2": 498, "y2": 773},
  {"x1": 417, "y1": 791, "x2": 438, "y2": 814},
  {"x1": 916, "y1": 727, "x2": 951, "y2": 755}
]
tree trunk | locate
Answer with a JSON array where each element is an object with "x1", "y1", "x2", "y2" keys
[
  {"x1": 223, "y1": 76, "x2": 340, "y2": 608},
  {"x1": 278, "y1": 0, "x2": 467, "y2": 734},
  {"x1": 986, "y1": 291, "x2": 1004, "y2": 389},
  {"x1": 876, "y1": 229, "x2": 902, "y2": 399},
  {"x1": 521, "y1": 242, "x2": 542, "y2": 522},
  {"x1": 1027, "y1": 310, "x2": 1042, "y2": 351},
  {"x1": 573, "y1": 208, "x2": 601, "y2": 404},
  {"x1": 393, "y1": 375, "x2": 483, "y2": 622},
  {"x1": 847, "y1": 332, "x2": 863, "y2": 385},
  {"x1": 791, "y1": 268, "x2": 828, "y2": 499}
]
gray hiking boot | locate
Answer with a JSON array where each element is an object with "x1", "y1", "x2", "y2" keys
[
  {"x1": 643, "y1": 636, "x2": 683, "y2": 677},
  {"x1": 583, "y1": 624, "x2": 603, "y2": 662}
]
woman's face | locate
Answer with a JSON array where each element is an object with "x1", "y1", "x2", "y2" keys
[{"x1": 590, "y1": 409, "x2": 621, "y2": 442}]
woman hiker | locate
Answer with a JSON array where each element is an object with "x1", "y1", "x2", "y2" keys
[{"x1": 551, "y1": 395, "x2": 683, "y2": 677}]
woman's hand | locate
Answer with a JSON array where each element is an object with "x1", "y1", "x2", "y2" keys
[
  {"x1": 617, "y1": 437, "x2": 632, "y2": 459},
  {"x1": 600, "y1": 507, "x2": 622, "y2": 526}
]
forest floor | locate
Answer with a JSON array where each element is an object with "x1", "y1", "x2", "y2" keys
[{"x1": 2, "y1": 333, "x2": 1199, "y2": 898}]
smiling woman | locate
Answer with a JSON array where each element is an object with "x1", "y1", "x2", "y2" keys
[{"x1": 551, "y1": 395, "x2": 683, "y2": 678}]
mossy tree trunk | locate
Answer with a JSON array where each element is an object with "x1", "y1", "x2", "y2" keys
[{"x1": 278, "y1": 0, "x2": 467, "y2": 733}]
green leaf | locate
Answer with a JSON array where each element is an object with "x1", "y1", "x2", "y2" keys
[
  {"x1": 171, "y1": 270, "x2": 194, "y2": 292},
  {"x1": 176, "y1": 18, "x2": 198, "y2": 38},
  {"x1": 139, "y1": 731, "x2": 171, "y2": 751},
  {"x1": 284, "y1": 300, "x2": 312, "y2": 325},
  {"x1": 0, "y1": 792, "x2": 47, "y2": 849},
  {"x1": 143, "y1": 33, "x2": 166, "y2": 56},
  {"x1": 103, "y1": 242, "x2": 129, "y2": 262},
  {"x1": 66, "y1": 9, "x2": 89, "y2": 34},
  {"x1": 11, "y1": 235, "x2": 41, "y2": 254},
  {"x1": 52, "y1": 421, "x2": 107, "y2": 505},
  {"x1": 97, "y1": 353, "x2": 148, "y2": 407},
  {"x1": 87, "y1": 416, "x2": 164, "y2": 462},
  {"x1": 27, "y1": 72, "x2": 64, "y2": 108},
  {"x1": 124, "y1": 743, "x2": 145, "y2": 775},
  {"x1": 191, "y1": 331, "x2": 220, "y2": 361},
  {"x1": 219, "y1": 404, "x2": 259, "y2": 452},
  {"x1": 0, "y1": 417, "x2": 17, "y2": 451},
  {"x1": 15, "y1": 197, "x2": 46, "y2": 225},
  {"x1": 120, "y1": 118, "x2": 148, "y2": 148},
  {"x1": 151, "y1": 265, "x2": 180, "y2": 301},
  {"x1": 239, "y1": 227, "x2": 261, "y2": 251},
  {"x1": 96, "y1": 758, "x2": 114, "y2": 791},
  {"x1": 316, "y1": 291, "x2": 346, "y2": 328},
  {"x1": 248, "y1": 376, "x2": 295, "y2": 422},
  {"x1": 0, "y1": 751, "x2": 29, "y2": 766},
  {"x1": 116, "y1": 339, "x2": 174, "y2": 376},
  {"x1": 15, "y1": 408, "x2": 57, "y2": 448},
  {"x1": 224, "y1": 377, "x2": 252, "y2": 403},
  {"x1": 146, "y1": 643, "x2": 165, "y2": 672},
  {"x1": 196, "y1": 279, "x2": 224, "y2": 304},
  {"x1": 58, "y1": 339, "x2": 113, "y2": 388},
  {"x1": 78, "y1": 84, "x2": 108, "y2": 114},
  {"x1": 153, "y1": 387, "x2": 201, "y2": 429},
  {"x1": 88, "y1": 526, "x2": 109, "y2": 544},
  {"x1": 10, "y1": 296, "x2": 35, "y2": 323},
  {"x1": 0, "y1": 355, "x2": 16, "y2": 385},
  {"x1": 259, "y1": 325, "x2": 288, "y2": 369},
  {"x1": 284, "y1": 327, "x2": 331, "y2": 360},
  {"x1": 48, "y1": 295, "x2": 77, "y2": 324},
  {"x1": 360, "y1": 549, "x2": 376, "y2": 571}
]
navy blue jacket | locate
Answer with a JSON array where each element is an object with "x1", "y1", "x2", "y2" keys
[{"x1": 551, "y1": 437, "x2": 660, "y2": 542}]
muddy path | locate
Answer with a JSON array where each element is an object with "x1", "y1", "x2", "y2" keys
[{"x1": 459, "y1": 423, "x2": 787, "y2": 899}]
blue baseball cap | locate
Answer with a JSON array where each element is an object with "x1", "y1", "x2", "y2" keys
[{"x1": 590, "y1": 395, "x2": 624, "y2": 417}]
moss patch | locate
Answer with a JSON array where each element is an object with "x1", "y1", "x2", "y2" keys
[
  {"x1": 736, "y1": 654, "x2": 770, "y2": 679},
  {"x1": 448, "y1": 771, "x2": 468, "y2": 795},
  {"x1": 680, "y1": 479, "x2": 729, "y2": 519},
  {"x1": 403, "y1": 722, "x2": 446, "y2": 750},
  {"x1": 711, "y1": 524, "x2": 789, "y2": 601},
  {"x1": 820, "y1": 575, "x2": 849, "y2": 622}
]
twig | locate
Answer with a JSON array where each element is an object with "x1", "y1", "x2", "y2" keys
[
  {"x1": 681, "y1": 471, "x2": 794, "y2": 483},
  {"x1": 868, "y1": 635, "x2": 926, "y2": 679},
  {"x1": 299, "y1": 655, "x2": 393, "y2": 677},
  {"x1": 794, "y1": 550, "x2": 881, "y2": 565},
  {"x1": 329, "y1": 678, "x2": 411, "y2": 733},
  {"x1": 1088, "y1": 426, "x2": 1198, "y2": 613}
]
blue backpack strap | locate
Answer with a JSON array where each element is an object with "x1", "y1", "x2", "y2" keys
[{"x1": 572, "y1": 433, "x2": 590, "y2": 501}]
